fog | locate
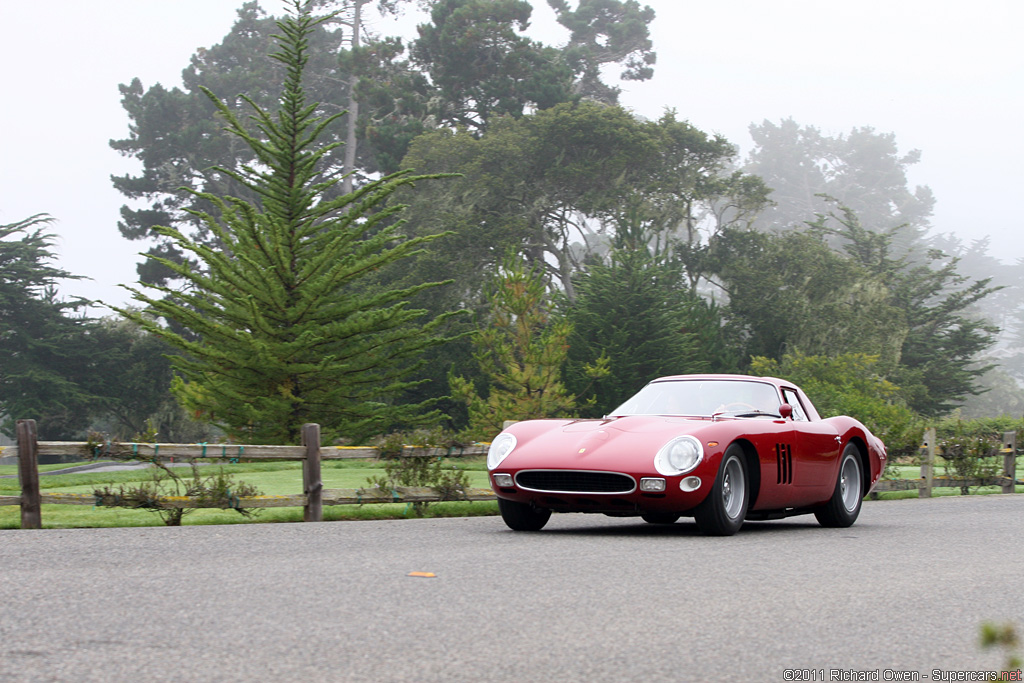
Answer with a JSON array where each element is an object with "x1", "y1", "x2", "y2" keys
[{"x1": 1, "y1": 0, "x2": 1021, "y2": 311}]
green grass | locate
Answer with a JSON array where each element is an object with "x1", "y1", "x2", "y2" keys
[{"x1": 0, "y1": 458, "x2": 496, "y2": 529}]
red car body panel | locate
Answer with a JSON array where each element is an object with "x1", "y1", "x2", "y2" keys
[{"x1": 488, "y1": 375, "x2": 887, "y2": 520}]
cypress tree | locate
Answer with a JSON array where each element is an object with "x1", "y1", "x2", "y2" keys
[{"x1": 117, "y1": 1, "x2": 456, "y2": 444}]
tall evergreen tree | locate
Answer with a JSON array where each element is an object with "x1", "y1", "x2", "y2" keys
[
  {"x1": 0, "y1": 215, "x2": 98, "y2": 439},
  {"x1": 111, "y1": 1, "x2": 352, "y2": 288},
  {"x1": 116, "y1": 1, "x2": 457, "y2": 445}
]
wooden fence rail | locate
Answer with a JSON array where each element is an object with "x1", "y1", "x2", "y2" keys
[
  {"x1": 3, "y1": 421, "x2": 1020, "y2": 529},
  {"x1": 2, "y1": 420, "x2": 493, "y2": 529},
  {"x1": 874, "y1": 427, "x2": 1020, "y2": 498}
]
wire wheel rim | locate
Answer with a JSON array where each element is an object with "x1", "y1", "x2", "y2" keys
[
  {"x1": 839, "y1": 454, "x2": 862, "y2": 512},
  {"x1": 722, "y1": 456, "x2": 746, "y2": 519}
]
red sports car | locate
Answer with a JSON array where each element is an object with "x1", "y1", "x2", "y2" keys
[{"x1": 487, "y1": 374, "x2": 887, "y2": 535}]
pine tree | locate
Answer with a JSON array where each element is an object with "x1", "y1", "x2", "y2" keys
[
  {"x1": 117, "y1": 1, "x2": 456, "y2": 445},
  {"x1": 0, "y1": 215, "x2": 97, "y2": 439},
  {"x1": 562, "y1": 248, "x2": 719, "y2": 415},
  {"x1": 449, "y1": 256, "x2": 585, "y2": 440}
]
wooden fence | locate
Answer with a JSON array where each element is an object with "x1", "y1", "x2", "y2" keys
[
  {"x1": 2, "y1": 421, "x2": 1020, "y2": 530},
  {"x1": 871, "y1": 427, "x2": 1020, "y2": 496},
  {"x1": 1, "y1": 419, "x2": 495, "y2": 529}
]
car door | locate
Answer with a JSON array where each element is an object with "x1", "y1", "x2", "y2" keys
[{"x1": 781, "y1": 386, "x2": 841, "y2": 501}]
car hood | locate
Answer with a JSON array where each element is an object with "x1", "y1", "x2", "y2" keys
[{"x1": 501, "y1": 415, "x2": 723, "y2": 472}]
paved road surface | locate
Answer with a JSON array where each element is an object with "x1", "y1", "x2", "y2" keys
[{"x1": 2, "y1": 495, "x2": 1022, "y2": 682}]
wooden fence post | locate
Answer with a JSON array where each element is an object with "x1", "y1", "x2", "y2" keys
[
  {"x1": 16, "y1": 419, "x2": 42, "y2": 529},
  {"x1": 919, "y1": 426, "x2": 935, "y2": 499},
  {"x1": 1002, "y1": 430, "x2": 1017, "y2": 495},
  {"x1": 302, "y1": 423, "x2": 322, "y2": 523}
]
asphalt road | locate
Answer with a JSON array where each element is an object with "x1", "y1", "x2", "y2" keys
[{"x1": 2, "y1": 495, "x2": 1022, "y2": 683}]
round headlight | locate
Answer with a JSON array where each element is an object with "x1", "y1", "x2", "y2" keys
[
  {"x1": 654, "y1": 435, "x2": 704, "y2": 476},
  {"x1": 487, "y1": 432, "x2": 517, "y2": 470}
]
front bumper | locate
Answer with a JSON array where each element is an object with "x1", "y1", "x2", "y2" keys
[{"x1": 490, "y1": 468, "x2": 712, "y2": 514}]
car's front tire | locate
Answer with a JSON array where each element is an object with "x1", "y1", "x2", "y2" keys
[
  {"x1": 498, "y1": 498, "x2": 551, "y2": 531},
  {"x1": 814, "y1": 443, "x2": 864, "y2": 528},
  {"x1": 694, "y1": 445, "x2": 749, "y2": 536}
]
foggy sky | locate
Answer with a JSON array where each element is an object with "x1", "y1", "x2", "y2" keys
[{"x1": 1, "y1": 0, "x2": 1021, "y2": 313}]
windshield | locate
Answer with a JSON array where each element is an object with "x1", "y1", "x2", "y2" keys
[{"x1": 609, "y1": 379, "x2": 782, "y2": 417}]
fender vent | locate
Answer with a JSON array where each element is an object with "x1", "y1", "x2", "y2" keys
[{"x1": 776, "y1": 444, "x2": 793, "y2": 484}]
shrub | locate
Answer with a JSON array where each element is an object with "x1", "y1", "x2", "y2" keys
[
  {"x1": 365, "y1": 429, "x2": 472, "y2": 516},
  {"x1": 86, "y1": 432, "x2": 262, "y2": 525}
]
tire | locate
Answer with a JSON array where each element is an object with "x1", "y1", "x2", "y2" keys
[
  {"x1": 498, "y1": 498, "x2": 551, "y2": 531},
  {"x1": 694, "y1": 445, "x2": 749, "y2": 536},
  {"x1": 641, "y1": 512, "x2": 680, "y2": 525},
  {"x1": 814, "y1": 443, "x2": 864, "y2": 528}
]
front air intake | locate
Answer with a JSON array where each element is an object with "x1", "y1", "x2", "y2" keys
[{"x1": 515, "y1": 470, "x2": 636, "y2": 494}]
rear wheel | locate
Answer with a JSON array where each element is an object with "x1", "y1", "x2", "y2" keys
[
  {"x1": 694, "y1": 445, "x2": 749, "y2": 536},
  {"x1": 641, "y1": 512, "x2": 680, "y2": 525},
  {"x1": 814, "y1": 443, "x2": 864, "y2": 528},
  {"x1": 497, "y1": 498, "x2": 551, "y2": 531}
]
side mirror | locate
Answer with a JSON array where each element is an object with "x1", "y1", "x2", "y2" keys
[{"x1": 779, "y1": 403, "x2": 793, "y2": 420}]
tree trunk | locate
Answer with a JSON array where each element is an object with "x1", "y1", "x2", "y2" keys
[{"x1": 341, "y1": 0, "x2": 363, "y2": 196}]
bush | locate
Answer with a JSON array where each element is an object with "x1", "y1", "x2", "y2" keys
[
  {"x1": 86, "y1": 431, "x2": 263, "y2": 525},
  {"x1": 935, "y1": 414, "x2": 1021, "y2": 494},
  {"x1": 365, "y1": 429, "x2": 472, "y2": 516}
]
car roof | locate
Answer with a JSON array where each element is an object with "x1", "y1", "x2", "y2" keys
[{"x1": 650, "y1": 374, "x2": 789, "y2": 387}]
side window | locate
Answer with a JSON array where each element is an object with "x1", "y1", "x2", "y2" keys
[{"x1": 781, "y1": 388, "x2": 809, "y2": 421}]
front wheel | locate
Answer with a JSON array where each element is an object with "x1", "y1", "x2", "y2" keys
[
  {"x1": 814, "y1": 443, "x2": 864, "y2": 528},
  {"x1": 498, "y1": 498, "x2": 551, "y2": 531},
  {"x1": 694, "y1": 446, "x2": 749, "y2": 536}
]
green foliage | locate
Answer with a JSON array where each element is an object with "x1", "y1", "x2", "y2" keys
[
  {"x1": 935, "y1": 429, "x2": 1002, "y2": 495},
  {"x1": 0, "y1": 215, "x2": 97, "y2": 439},
  {"x1": 93, "y1": 465, "x2": 263, "y2": 527},
  {"x1": 116, "y1": 2, "x2": 458, "y2": 445},
  {"x1": 115, "y1": 0, "x2": 657, "y2": 272},
  {"x1": 365, "y1": 428, "x2": 472, "y2": 516},
  {"x1": 88, "y1": 432, "x2": 263, "y2": 526},
  {"x1": 980, "y1": 622, "x2": 1022, "y2": 674},
  {"x1": 400, "y1": 0, "x2": 654, "y2": 131},
  {"x1": 79, "y1": 316, "x2": 178, "y2": 440},
  {"x1": 340, "y1": 34, "x2": 434, "y2": 175},
  {"x1": 715, "y1": 201, "x2": 999, "y2": 416},
  {"x1": 412, "y1": 0, "x2": 576, "y2": 130},
  {"x1": 714, "y1": 228, "x2": 907, "y2": 369},
  {"x1": 551, "y1": 0, "x2": 657, "y2": 100},
  {"x1": 397, "y1": 104, "x2": 765, "y2": 316},
  {"x1": 563, "y1": 246, "x2": 725, "y2": 415},
  {"x1": 935, "y1": 413, "x2": 1024, "y2": 443},
  {"x1": 819, "y1": 204, "x2": 1000, "y2": 415},
  {"x1": 111, "y1": 1, "x2": 355, "y2": 288},
  {"x1": 934, "y1": 414, "x2": 1022, "y2": 495},
  {"x1": 750, "y1": 352, "x2": 924, "y2": 460},
  {"x1": 0, "y1": 217, "x2": 207, "y2": 441},
  {"x1": 450, "y1": 256, "x2": 586, "y2": 439}
]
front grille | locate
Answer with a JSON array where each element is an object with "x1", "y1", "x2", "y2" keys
[{"x1": 515, "y1": 470, "x2": 636, "y2": 494}]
